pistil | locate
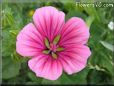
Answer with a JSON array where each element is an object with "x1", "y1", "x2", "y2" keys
[{"x1": 42, "y1": 35, "x2": 64, "y2": 59}]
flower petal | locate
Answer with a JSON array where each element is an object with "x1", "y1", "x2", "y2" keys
[
  {"x1": 59, "y1": 45, "x2": 91, "y2": 74},
  {"x1": 33, "y1": 6, "x2": 65, "y2": 42},
  {"x1": 59, "y1": 17, "x2": 90, "y2": 47},
  {"x1": 28, "y1": 55, "x2": 63, "y2": 80},
  {"x1": 16, "y1": 23, "x2": 44, "y2": 57}
]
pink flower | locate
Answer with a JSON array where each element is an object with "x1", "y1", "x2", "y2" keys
[{"x1": 16, "y1": 6, "x2": 91, "y2": 80}]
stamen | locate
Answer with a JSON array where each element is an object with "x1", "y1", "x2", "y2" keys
[
  {"x1": 53, "y1": 35, "x2": 60, "y2": 44},
  {"x1": 43, "y1": 36, "x2": 62, "y2": 59},
  {"x1": 52, "y1": 52, "x2": 57, "y2": 59},
  {"x1": 42, "y1": 50, "x2": 50, "y2": 54},
  {"x1": 56, "y1": 47, "x2": 64, "y2": 51},
  {"x1": 44, "y1": 38, "x2": 50, "y2": 49}
]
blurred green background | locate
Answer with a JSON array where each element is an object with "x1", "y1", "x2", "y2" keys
[{"x1": 1, "y1": 0, "x2": 114, "y2": 85}]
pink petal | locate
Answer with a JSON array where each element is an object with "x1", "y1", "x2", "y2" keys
[
  {"x1": 16, "y1": 23, "x2": 44, "y2": 57},
  {"x1": 59, "y1": 45, "x2": 91, "y2": 74},
  {"x1": 59, "y1": 17, "x2": 90, "y2": 47},
  {"x1": 33, "y1": 6, "x2": 65, "y2": 42},
  {"x1": 28, "y1": 55, "x2": 63, "y2": 80}
]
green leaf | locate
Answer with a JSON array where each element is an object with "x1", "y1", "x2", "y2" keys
[
  {"x1": 11, "y1": 51, "x2": 26, "y2": 62},
  {"x1": 59, "y1": 0, "x2": 74, "y2": 3},
  {"x1": 68, "y1": 68, "x2": 89, "y2": 84},
  {"x1": 99, "y1": 53, "x2": 114, "y2": 76},
  {"x1": 2, "y1": 30, "x2": 15, "y2": 56},
  {"x1": 100, "y1": 41, "x2": 114, "y2": 52},
  {"x1": 59, "y1": 73, "x2": 72, "y2": 84},
  {"x1": 85, "y1": 16, "x2": 95, "y2": 28},
  {"x1": 2, "y1": 6, "x2": 14, "y2": 27},
  {"x1": 66, "y1": 10, "x2": 87, "y2": 21},
  {"x1": 9, "y1": 30, "x2": 19, "y2": 36},
  {"x1": 82, "y1": 2, "x2": 100, "y2": 22},
  {"x1": 87, "y1": 69, "x2": 112, "y2": 84},
  {"x1": 25, "y1": 82, "x2": 38, "y2": 85},
  {"x1": 41, "y1": 78, "x2": 61, "y2": 85},
  {"x1": 28, "y1": 72, "x2": 42, "y2": 83},
  {"x1": 41, "y1": 73, "x2": 72, "y2": 85},
  {"x1": 2, "y1": 57, "x2": 21, "y2": 79}
]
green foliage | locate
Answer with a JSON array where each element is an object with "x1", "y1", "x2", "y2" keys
[
  {"x1": 2, "y1": 56, "x2": 21, "y2": 79},
  {"x1": 1, "y1": 0, "x2": 114, "y2": 85},
  {"x1": 100, "y1": 41, "x2": 114, "y2": 52},
  {"x1": 28, "y1": 72, "x2": 43, "y2": 84},
  {"x1": 87, "y1": 69, "x2": 112, "y2": 84}
]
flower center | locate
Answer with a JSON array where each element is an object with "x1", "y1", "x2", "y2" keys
[
  {"x1": 50, "y1": 43, "x2": 58, "y2": 52},
  {"x1": 42, "y1": 35, "x2": 64, "y2": 59}
]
